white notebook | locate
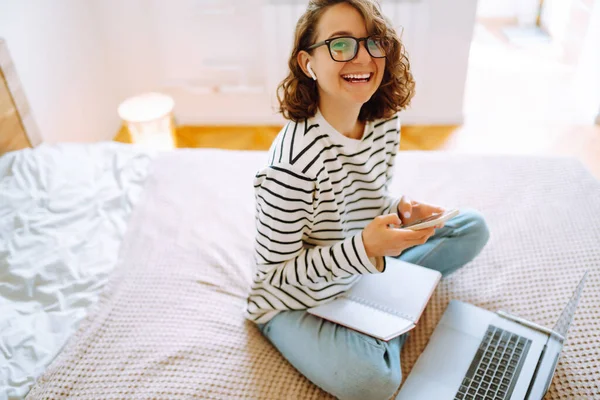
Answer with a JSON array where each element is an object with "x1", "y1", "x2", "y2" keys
[{"x1": 307, "y1": 258, "x2": 441, "y2": 341}]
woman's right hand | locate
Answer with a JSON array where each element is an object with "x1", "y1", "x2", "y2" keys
[{"x1": 362, "y1": 213, "x2": 436, "y2": 258}]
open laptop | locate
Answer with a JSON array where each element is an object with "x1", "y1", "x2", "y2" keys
[{"x1": 397, "y1": 271, "x2": 588, "y2": 400}]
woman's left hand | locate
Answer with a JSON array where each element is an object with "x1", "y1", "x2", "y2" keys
[{"x1": 397, "y1": 196, "x2": 446, "y2": 229}]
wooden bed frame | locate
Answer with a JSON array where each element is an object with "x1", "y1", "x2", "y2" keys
[{"x1": 0, "y1": 38, "x2": 41, "y2": 154}]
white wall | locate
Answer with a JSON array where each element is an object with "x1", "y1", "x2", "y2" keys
[
  {"x1": 573, "y1": 0, "x2": 600, "y2": 124},
  {"x1": 116, "y1": 0, "x2": 479, "y2": 126},
  {"x1": 93, "y1": 0, "x2": 163, "y2": 107},
  {"x1": 476, "y1": 0, "x2": 520, "y2": 19},
  {"x1": 0, "y1": 0, "x2": 120, "y2": 143},
  {"x1": 0, "y1": 0, "x2": 481, "y2": 142},
  {"x1": 410, "y1": 0, "x2": 478, "y2": 125},
  {"x1": 476, "y1": 0, "x2": 540, "y2": 26}
]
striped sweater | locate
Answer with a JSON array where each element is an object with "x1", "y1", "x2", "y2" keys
[{"x1": 246, "y1": 109, "x2": 402, "y2": 324}]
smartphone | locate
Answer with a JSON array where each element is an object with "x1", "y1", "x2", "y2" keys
[{"x1": 400, "y1": 209, "x2": 460, "y2": 231}]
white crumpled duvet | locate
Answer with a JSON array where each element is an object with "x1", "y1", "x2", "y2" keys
[{"x1": 0, "y1": 142, "x2": 154, "y2": 399}]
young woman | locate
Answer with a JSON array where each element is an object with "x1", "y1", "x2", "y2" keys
[{"x1": 246, "y1": 1, "x2": 490, "y2": 399}]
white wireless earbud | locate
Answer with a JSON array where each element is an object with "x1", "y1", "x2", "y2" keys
[{"x1": 307, "y1": 62, "x2": 317, "y2": 81}]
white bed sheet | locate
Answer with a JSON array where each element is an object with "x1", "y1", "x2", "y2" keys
[{"x1": 0, "y1": 142, "x2": 154, "y2": 399}]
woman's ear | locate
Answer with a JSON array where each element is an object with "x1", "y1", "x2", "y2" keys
[{"x1": 297, "y1": 51, "x2": 315, "y2": 80}]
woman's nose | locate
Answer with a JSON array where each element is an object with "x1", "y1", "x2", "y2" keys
[{"x1": 353, "y1": 40, "x2": 372, "y2": 64}]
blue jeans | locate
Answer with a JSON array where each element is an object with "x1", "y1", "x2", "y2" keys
[{"x1": 256, "y1": 209, "x2": 490, "y2": 400}]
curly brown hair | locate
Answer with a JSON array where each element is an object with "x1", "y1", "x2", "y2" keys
[{"x1": 277, "y1": 0, "x2": 415, "y2": 122}]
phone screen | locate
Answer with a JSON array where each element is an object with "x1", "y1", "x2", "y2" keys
[{"x1": 403, "y1": 212, "x2": 443, "y2": 227}]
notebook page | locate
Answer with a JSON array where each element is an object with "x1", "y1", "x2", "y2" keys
[
  {"x1": 344, "y1": 259, "x2": 441, "y2": 323},
  {"x1": 308, "y1": 297, "x2": 415, "y2": 341}
]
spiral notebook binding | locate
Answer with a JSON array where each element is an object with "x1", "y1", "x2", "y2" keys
[{"x1": 344, "y1": 294, "x2": 415, "y2": 322}]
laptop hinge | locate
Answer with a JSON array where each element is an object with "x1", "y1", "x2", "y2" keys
[{"x1": 496, "y1": 310, "x2": 565, "y2": 341}]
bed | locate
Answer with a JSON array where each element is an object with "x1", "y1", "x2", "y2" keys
[{"x1": 1, "y1": 41, "x2": 599, "y2": 400}]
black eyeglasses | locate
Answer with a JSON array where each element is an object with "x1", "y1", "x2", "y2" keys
[{"x1": 306, "y1": 36, "x2": 388, "y2": 62}]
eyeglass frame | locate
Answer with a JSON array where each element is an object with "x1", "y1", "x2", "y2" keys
[{"x1": 305, "y1": 35, "x2": 388, "y2": 62}]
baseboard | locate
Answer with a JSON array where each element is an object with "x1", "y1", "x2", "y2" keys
[{"x1": 400, "y1": 115, "x2": 465, "y2": 126}]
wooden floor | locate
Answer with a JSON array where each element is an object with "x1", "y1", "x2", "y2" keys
[
  {"x1": 114, "y1": 124, "x2": 458, "y2": 152},
  {"x1": 114, "y1": 123, "x2": 600, "y2": 179}
]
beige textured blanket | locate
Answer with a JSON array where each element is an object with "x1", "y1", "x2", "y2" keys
[{"x1": 28, "y1": 149, "x2": 600, "y2": 399}]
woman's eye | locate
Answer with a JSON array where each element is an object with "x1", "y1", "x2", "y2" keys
[{"x1": 332, "y1": 42, "x2": 347, "y2": 51}]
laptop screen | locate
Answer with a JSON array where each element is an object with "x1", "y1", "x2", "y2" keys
[{"x1": 552, "y1": 271, "x2": 588, "y2": 338}]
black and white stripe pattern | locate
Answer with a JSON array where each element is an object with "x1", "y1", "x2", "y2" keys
[{"x1": 246, "y1": 111, "x2": 402, "y2": 323}]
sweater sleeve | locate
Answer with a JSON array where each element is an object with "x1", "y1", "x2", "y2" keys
[{"x1": 253, "y1": 163, "x2": 384, "y2": 289}]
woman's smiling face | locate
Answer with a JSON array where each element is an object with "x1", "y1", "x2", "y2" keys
[{"x1": 302, "y1": 2, "x2": 386, "y2": 107}]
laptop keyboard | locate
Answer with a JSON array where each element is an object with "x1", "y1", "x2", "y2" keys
[{"x1": 454, "y1": 325, "x2": 531, "y2": 400}]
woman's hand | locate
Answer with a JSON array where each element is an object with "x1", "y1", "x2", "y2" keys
[
  {"x1": 398, "y1": 196, "x2": 446, "y2": 229},
  {"x1": 362, "y1": 214, "x2": 436, "y2": 258}
]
